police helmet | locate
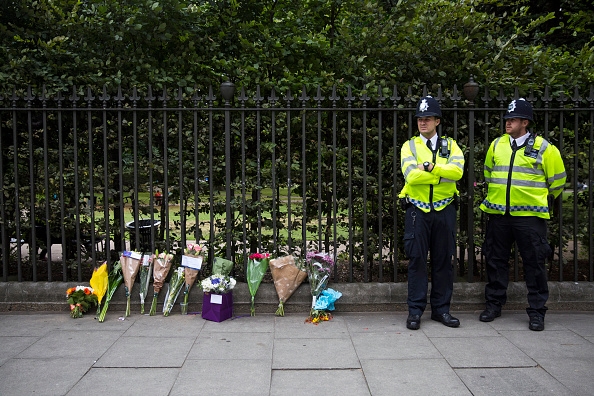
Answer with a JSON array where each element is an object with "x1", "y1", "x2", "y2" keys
[
  {"x1": 503, "y1": 98, "x2": 534, "y2": 122},
  {"x1": 415, "y1": 96, "x2": 442, "y2": 118}
]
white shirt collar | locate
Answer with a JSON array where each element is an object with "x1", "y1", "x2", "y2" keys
[
  {"x1": 422, "y1": 135, "x2": 438, "y2": 150},
  {"x1": 512, "y1": 132, "x2": 530, "y2": 147}
]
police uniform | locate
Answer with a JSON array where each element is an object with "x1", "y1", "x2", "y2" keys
[
  {"x1": 399, "y1": 96, "x2": 465, "y2": 328},
  {"x1": 479, "y1": 98, "x2": 566, "y2": 330}
]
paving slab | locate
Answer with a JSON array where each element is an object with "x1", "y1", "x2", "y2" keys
[
  {"x1": 547, "y1": 312, "x2": 594, "y2": 336},
  {"x1": 0, "y1": 357, "x2": 95, "y2": 396},
  {"x1": 455, "y1": 367, "x2": 571, "y2": 395},
  {"x1": 343, "y1": 312, "x2": 404, "y2": 333},
  {"x1": 0, "y1": 336, "x2": 39, "y2": 366},
  {"x1": 431, "y1": 336, "x2": 535, "y2": 368},
  {"x1": 66, "y1": 367, "x2": 179, "y2": 396},
  {"x1": 171, "y1": 359, "x2": 271, "y2": 395},
  {"x1": 0, "y1": 312, "x2": 76, "y2": 336},
  {"x1": 18, "y1": 329, "x2": 122, "y2": 359},
  {"x1": 501, "y1": 330, "x2": 594, "y2": 359},
  {"x1": 201, "y1": 314, "x2": 275, "y2": 333},
  {"x1": 71, "y1": 315, "x2": 137, "y2": 331},
  {"x1": 188, "y1": 332, "x2": 273, "y2": 360},
  {"x1": 270, "y1": 369, "x2": 371, "y2": 396},
  {"x1": 1, "y1": 311, "x2": 593, "y2": 396},
  {"x1": 361, "y1": 358, "x2": 471, "y2": 396},
  {"x1": 536, "y1": 356, "x2": 594, "y2": 396},
  {"x1": 272, "y1": 338, "x2": 360, "y2": 369},
  {"x1": 94, "y1": 335, "x2": 195, "y2": 367},
  {"x1": 351, "y1": 331, "x2": 442, "y2": 360},
  {"x1": 123, "y1": 314, "x2": 204, "y2": 337}
]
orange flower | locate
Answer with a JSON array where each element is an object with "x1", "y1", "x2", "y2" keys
[{"x1": 84, "y1": 288, "x2": 91, "y2": 295}]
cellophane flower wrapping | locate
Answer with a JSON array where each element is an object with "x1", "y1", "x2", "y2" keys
[
  {"x1": 97, "y1": 261, "x2": 123, "y2": 322},
  {"x1": 150, "y1": 250, "x2": 174, "y2": 316},
  {"x1": 200, "y1": 274, "x2": 236, "y2": 294},
  {"x1": 89, "y1": 262, "x2": 108, "y2": 316},
  {"x1": 66, "y1": 286, "x2": 98, "y2": 318},
  {"x1": 121, "y1": 250, "x2": 142, "y2": 317},
  {"x1": 138, "y1": 254, "x2": 153, "y2": 314},
  {"x1": 313, "y1": 288, "x2": 342, "y2": 311},
  {"x1": 212, "y1": 257, "x2": 234, "y2": 276},
  {"x1": 181, "y1": 266, "x2": 199, "y2": 315},
  {"x1": 182, "y1": 243, "x2": 204, "y2": 270},
  {"x1": 269, "y1": 256, "x2": 307, "y2": 316},
  {"x1": 247, "y1": 252, "x2": 270, "y2": 316},
  {"x1": 305, "y1": 251, "x2": 335, "y2": 324},
  {"x1": 163, "y1": 266, "x2": 185, "y2": 316}
]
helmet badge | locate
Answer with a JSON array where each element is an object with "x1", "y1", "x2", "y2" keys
[
  {"x1": 419, "y1": 99, "x2": 429, "y2": 113},
  {"x1": 507, "y1": 100, "x2": 517, "y2": 113}
]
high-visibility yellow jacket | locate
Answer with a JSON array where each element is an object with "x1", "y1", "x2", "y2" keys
[
  {"x1": 398, "y1": 136, "x2": 465, "y2": 213},
  {"x1": 480, "y1": 133, "x2": 566, "y2": 219}
]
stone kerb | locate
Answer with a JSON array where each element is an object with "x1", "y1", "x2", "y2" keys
[{"x1": 1, "y1": 281, "x2": 593, "y2": 313}]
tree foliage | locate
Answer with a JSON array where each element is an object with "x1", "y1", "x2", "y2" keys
[{"x1": 1, "y1": 0, "x2": 593, "y2": 91}]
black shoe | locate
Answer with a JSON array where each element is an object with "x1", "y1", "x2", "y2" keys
[
  {"x1": 430, "y1": 312, "x2": 460, "y2": 328},
  {"x1": 529, "y1": 316, "x2": 544, "y2": 331},
  {"x1": 406, "y1": 314, "x2": 421, "y2": 330},
  {"x1": 479, "y1": 309, "x2": 501, "y2": 322}
]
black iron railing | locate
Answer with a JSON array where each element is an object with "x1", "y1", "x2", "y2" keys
[{"x1": 0, "y1": 81, "x2": 592, "y2": 283}]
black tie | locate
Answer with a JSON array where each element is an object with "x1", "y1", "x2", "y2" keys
[
  {"x1": 427, "y1": 139, "x2": 433, "y2": 151},
  {"x1": 511, "y1": 140, "x2": 518, "y2": 150}
]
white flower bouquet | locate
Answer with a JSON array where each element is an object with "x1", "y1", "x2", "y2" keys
[{"x1": 200, "y1": 274, "x2": 236, "y2": 294}]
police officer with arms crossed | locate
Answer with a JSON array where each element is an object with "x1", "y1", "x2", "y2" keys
[
  {"x1": 479, "y1": 98, "x2": 566, "y2": 331},
  {"x1": 399, "y1": 96, "x2": 465, "y2": 330}
]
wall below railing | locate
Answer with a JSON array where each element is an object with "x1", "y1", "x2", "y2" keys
[{"x1": 1, "y1": 282, "x2": 593, "y2": 314}]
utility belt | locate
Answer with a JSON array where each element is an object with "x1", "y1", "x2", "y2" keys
[{"x1": 399, "y1": 195, "x2": 459, "y2": 211}]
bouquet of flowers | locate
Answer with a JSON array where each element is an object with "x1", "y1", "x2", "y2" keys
[
  {"x1": 181, "y1": 266, "x2": 200, "y2": 315},
  {"x1": 181, "y1": 243, "x2": 204, "y2": 270},
  {"x1": 308, "y1": 288, "x2": 342, "y2": 324},
  {"x1": 304, "y1": 251, "x2": 335, "y2": 324},
  {"x1": 201, "y1": 274, "x2": 236, "y2": 294},
  {"x1": 163, "y1": 266, "x2": 185, "y2": 316},
  {"x1": 90, "y1": 262, "x2": 108, "y2": 317},
  {"x1": 269, "y1": 255, "x2": 308, "y2": 316},
  {"x1": 121, "y1": 250, "x2": 143, "y2": 317},
  {"x1": 66, "y1": 286, "x2": 98, "y2": 318},
  {"x1": 247, "y1": 252, "x2": 270, "y2": 316},
  {"x1": 97, "y1": 261, "x2": 124, "y2": 322},
  {"x1": 138, "y1": 254, "x2": 153, "y2": 314},
  {"x1": 150, "y1": 250, "x2": 174, "y2": 316}
]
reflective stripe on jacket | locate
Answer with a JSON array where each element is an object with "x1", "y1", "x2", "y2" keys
[
  {"x1": 480, "y1": 133, "x2": 566, "y2": 219},
  {"x1": 398, "y1": 136, "x2": 464, "y2": 213}
]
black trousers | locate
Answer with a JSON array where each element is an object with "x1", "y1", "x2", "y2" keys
[
  {"x1": 483, "y1": 214, "x2": 551, "y2": 317},
  {"x1": 403, "y1": 203, "x2": 456, "y2": 316}
]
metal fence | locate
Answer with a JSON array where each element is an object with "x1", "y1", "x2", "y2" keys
[{"x1": 1, "y1": 81, "x2": 593, "y2": 283}]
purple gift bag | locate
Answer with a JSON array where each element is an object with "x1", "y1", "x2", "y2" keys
[{"x1": 202, "y1": 291, "x2": 233, "y2": 322}]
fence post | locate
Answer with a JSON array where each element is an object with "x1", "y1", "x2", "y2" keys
[
  {"x1": 221, "y1": 81, "x2": 236, "y2": 261},
  {"x1": 463, "y1": 76, "x2": 479, "y2": 282}
]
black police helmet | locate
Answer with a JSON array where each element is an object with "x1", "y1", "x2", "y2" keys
[
  {"x1": 415, "y1": 96, "x2": 442, "y2": 118},
  {"x1": 503, "y1": 98, "x2": 534, "y2": 122}
]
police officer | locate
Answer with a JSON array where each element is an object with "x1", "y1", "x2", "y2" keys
[
  {"x1": 399, "y1": 96, "x2": 465, "y2": 330},
  {"x1": 479, "y1": 98, "x2": 566, "y2": 331}
]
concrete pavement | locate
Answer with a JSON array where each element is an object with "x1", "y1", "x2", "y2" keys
[{"x1": 1, "y1": 310, "x2": 593, "y2": 396}]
